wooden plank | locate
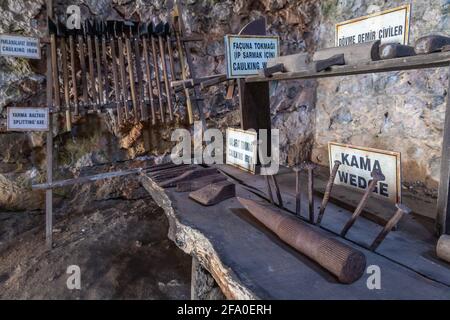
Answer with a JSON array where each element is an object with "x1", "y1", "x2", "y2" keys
[
  {"x1": 437, "y1": 66, "x2": 450, "y2": 235},
  {"x1": 245, "y1": 51, "x2": 450, "y2": 83},
  {"x1": 32, "y1": 168, "x2": 143, "y2": 190}
]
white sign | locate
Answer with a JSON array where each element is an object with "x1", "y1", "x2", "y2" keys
[
  {"x1": 0, "y1": 34, "x2": 41, "y2": 59},
  {"x1": 225, "y1": 35, "x2": 279, "y2": 78},
  {"x1": 328, "y1": 142, "x2": 401, "y2": 204},
  {"x1": 226, "y1": 128, "x2": 257, "y2": 173},
  {"x1": 336, "y1": 4, "x2": 411, "y2": 47},
  {"x1": 7, "y1": 107, "x2": 49, "y2": 132}
]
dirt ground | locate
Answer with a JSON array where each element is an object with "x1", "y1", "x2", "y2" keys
[{"x1": 0, "y1": 162, "x2": 192, "y2": 299}]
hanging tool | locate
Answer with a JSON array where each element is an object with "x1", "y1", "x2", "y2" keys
[
  {"x1": 48, "y1": 18, "x2": 60, "y2": 111},
  {"x1": 77, "y1": 22, "x2": 89, "y2": 113},
  {"x1": 100, "y1": 21, "x2": 110, "y2": 106},
  {"x1": 93, "y1": 19, "x2": 104, "y2": 108},
  {"x1": 293, "y1": 165, "x2": 302, "y2": 217},
  {"x1": 124, "y1": 21, "x2": 140, "y2": 122},
  {"x1": 140, "y1": 22, "x2": 157, "y2": 124},
  {"x1": 165, "y1": 21, "x2": 177, "y2": 84},
  {"x1": 370, "y1": 204, "x2": 411, "y2": 251},
  {"x1": 107, "y1": 20, "x2": 123, "y2": 124},
  {"x1": 154, "y1": 19, "x2": 174, "y2": 121},
  {"x1": 58, "y1": 21, "x2": 72, "y2": 131},
  {"x1": 115, "y1": 21, "x2": 130, "y2": 120},
  {"x1": 67, "y1": 24, "x2": 79, "y2": 116},
  {"x1": 132, "y1": 21, "x2": 148, "y2": 121},
  {"x1": 149, "y1": 21, "x2": 165, "y2": 123},
  {"x1": 317, "y1": 160, "x2": 342, "y2": 225},
  {"x1": 341, "y1": 169, "x2": 386, "y2": 237},
  {"x1": 84, "y1": 20, "x2": 98, "y2": 111}
]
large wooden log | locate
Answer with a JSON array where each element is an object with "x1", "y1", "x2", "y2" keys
[{"x1": 237, "y1": 197, "x2": 366, "y2": 284}]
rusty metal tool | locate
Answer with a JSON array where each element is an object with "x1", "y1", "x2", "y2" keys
[
  {"x1": 58, "y1": 21, "x2": 72, "y2": 131},
  {"x1": 341, "y1": 169, "x2": 386, "y2": 237},
  {"x1": 154, "y1": 19, "x2": 174, "y2": 121},
  {"x1": 293, "y1": 165, "x2": 302, "y2": 216},
  {"x1": 124, "y1": 21, "x2": 139, "y2": 122},
  {"x1": 317, "y1": 160, "x2": 342, "y2": 225},
  {"x1": 85, "y1": 20, "x2": 98, "y2": 111},
  {"x1": 379, "y1": 43, "x2": 416, "y2": 60},
  {"x1": 266, "y1": 52, "x2": 310, "y2": 73},
  {"x1": 48, "y1": 18, "x2": 60, "y2": 111},
  {"x1": 315, "y1": 53, "x2": 345, "y2": 72},
  {"x1": 67, "y1": 25, "x2": 79, "y2": 116},
  {"x1": 140, "y1": 22, "x2": 157, "y2": 124},
  {"x1": 259, "y1": 63, "x2": 285, "y2": 78},
  {"x1": 238, "y1": 197, "x2": 367, "y2": 284},
  {"x1": 369, "y1": 203, "x2": 411, "y2": 251},
  {"x1": 115, "y1": 21, "x2": 130, "y2": 120},
  {"x1": 99, "y1": 20, "x2": 110, "y2": 105},
  {"x1": 415, "y1": 35, "x2": 450, "y2": 54},
  {"x1": 132, "y1": 22, "x2": 148, "y2": 121},
  {"x1": 77, "y1": 23, "x2": 89, "y2": 113},
  {"x1": 149, "y1": 22, "x2": 165, "y2": 123},
  {"x1": 107, "y1": 20, "x2": 123, "y2": 124},
  {"x1": 302, "y1": 161, "x2": 317, "y2": 223},
  {"x1": 93, "y1": 20, "x2": 104, "y2": 107}
]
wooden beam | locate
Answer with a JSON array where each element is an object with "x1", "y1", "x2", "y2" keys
[
  {"x1": 437, "y1": 66, "x2": 450, "y2": 235},
  {"x1": 32, "y1": 168, "x2": 143, "y2": 190},
  {"x1": 246, "y1": 51, "x2": 450, "y2": 83}
]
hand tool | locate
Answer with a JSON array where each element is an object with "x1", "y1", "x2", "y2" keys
[
  {"x1": 165, "y1": 21, "x2": 177, "y2": 84},
  {"x1": 149, "y1": 22, "x2": 165, "y2": 123},
  {"x1": 313, "y1": 40, "x2": 381, "y2": 69},
  {"x1": 317, "y1": 160, "x2": 342, "y2": 225},
  {"x1": 265, "y1": 175, "x2": 275, "y2": 205},
  {"x1": 115, "y1": 21, "x2": 130, "y2": 120},
  {"x1": 58, "y1": 21, "x2": 72, "y2": 131},
  {"x1": 271, "y1": 175, "x2": 283, "y2": 208},
  {"x1": 259, "y1": 63, "x2": 285, "y2": 78},
  {"x1": 370, "y1": 203, "x2": 411, "y2": 251},
  {"x1": 293, "y1": 165, "x2": 302, "y2": 217},
  {"x1": 341, "y1": 169, "x2": 386, "y2": 237},
  {"x1": 415, "y1": 35, "x2": 450, "y2": 54},
  {"x1": 238, "y1": 197, "x2": 367, "y2": 284},
  {"x1": 315, "y1": 53, "x2": 345, "y2": 72},
  {"x1": 67, "y1": 24, "x2": 79, "y2": 116},
  {"x1": 107, "y1": 20, "x2": 123, "y2": 124},
  {"x1": 100, "y1": 21, "x2": 110, "y2": 106},
  {"x1": 189, "y1": 181, "x2": 236, "y2": 206},
  {"x1": 379, "y1": 43, "x2": 416, "y2": 60},
  {"x1": 93, "y1": 19, "x2": 104, "y2": 107},
  {"x1": 132, "y1": 21, "x2": 148, "y2": 121},
  {"x1": 140, "y1": 22, "x2": 157, "y2": 124},
  {"x1": 302, "y1": 161, "x2": 317, "y2": 223},
  {"x1": 124, "y1": 21, "x2": 140, "y2": 122},
  {"x1": 84, "y1": 20, "x2": 98, "y2": 111},
  {"x1": 48, "y1": 18, "x2": 60, "y2": 110},
  {"x1": 77, "y1": 23, "x2": 89, "y2": 113},
  {"x1": 266, "y1": 52, "x2": 310, "y2": 73},
  {"x1": 154, "y1": 19, "x2": 174, "y2": 121},
  {"x1": 225, "y1": 80, "x2": 235, "y2": 100}
]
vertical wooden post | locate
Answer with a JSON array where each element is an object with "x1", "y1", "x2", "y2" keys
[
  {"x1": 436, "y1": 67, "x2": 450, "y2": 235},
  {"x1": 46, "y1": 0, "x2": 54, "y2": 249}
]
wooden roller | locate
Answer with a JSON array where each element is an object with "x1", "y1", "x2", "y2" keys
[
  {"x1": 437, "y1": 235, "x2": 450, "y2": 264},
  {"x1": 238, "y1": 197, "x2": 366, "y2": 284}
]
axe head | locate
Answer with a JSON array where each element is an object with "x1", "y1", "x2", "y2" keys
[
  {"x1": 56, "y1": 20, "x2": 67, "y2": 37},
  {"x1": 123, "y1": 20, "x2": 134, "y2": 36},
  {"x1": 139, "y1": 22, "x2": 149, "y2": 37},
  {"x1": 114, "y1": 20, "x2": 124, "y2": 38},
  {"x1": 84, "y1": 19, "x2": 94, "y2": 36},
  {"x1": 153, "y1": 20, "x2": 165, "y2": 36},
  {"x1": 48, "y1": 17, "x2": 57, "y2": 35},
  {"x1": 163, "y1": 21, "x2": 170, "y2": 36}
]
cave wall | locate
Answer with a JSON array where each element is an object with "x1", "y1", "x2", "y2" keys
[{"x1": 312, "y1": 0, "x2": 450, "y2": 191}]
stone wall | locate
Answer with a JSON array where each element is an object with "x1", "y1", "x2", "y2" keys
[{"x1": 312, "y1": 0, "x2": 450, "y2": 190}]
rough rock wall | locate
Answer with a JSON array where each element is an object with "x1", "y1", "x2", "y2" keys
[
  {"x1": 0, "y1": 0, "x2": 320, "y2": 210},
  {"x1": 312, "y1": 0, "x2": 450, "y2": 190}
]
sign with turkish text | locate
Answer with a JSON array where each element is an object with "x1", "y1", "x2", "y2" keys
[
  {"x1": 7, "y1": 107, "x2": 49, "y2": 132},
  {"x1": 225, "y1": 35, "x2": 279, "y2": 78},
  {"x1": 226, "y1": 128, "x2": 258, "y2": 173},
  {"x1": 336, "y1": 4, "x2": 411, "y2": 46},
  {"x1": 328, "y1": 142, "x2": 401, "y2": 203},
  {"x1": 0, "y1": 34, "x2": 41, "y2": 59}
]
